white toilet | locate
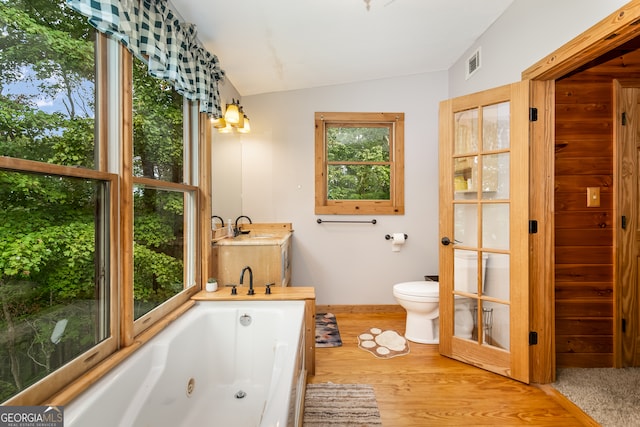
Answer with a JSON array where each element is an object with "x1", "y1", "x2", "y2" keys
[
  {"x1": 393, "y1": 253, "x2": 488, "y2": 344},
  {"x1": 393, "y1": 281, "x2": 441, "y2": 344}
]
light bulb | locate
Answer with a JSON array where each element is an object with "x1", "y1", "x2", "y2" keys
[
  {"x1": 238, "y1": 116, "x2": 251, "y2": 133},
  {"x1": 217, "y1": 121, "x2": 233, "y2": 133},
  {"x1": 224, "y1": 102, "x2": 240, "y2": 125},
  {"x1": 211, "y1": 116, "x2": 226, "y2": 129}
]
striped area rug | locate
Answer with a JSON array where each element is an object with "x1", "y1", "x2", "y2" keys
[{"x1": 303, "y1": 383, "x2": 382, "y2": 426}]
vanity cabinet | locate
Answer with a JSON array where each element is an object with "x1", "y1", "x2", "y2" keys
[{"x1": 215, "y1": 232, "x2": 292, "y2": 288}]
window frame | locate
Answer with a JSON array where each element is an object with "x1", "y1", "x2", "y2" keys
[
  {"x1": 0, "y1": 27, "x2": 119, "y2": 404},
  {"x1": 121, "y1": 51, "x2": 202, "y2": 344},
  {"x1": 0, "y1": 157, "x2": 119, "y2": 406},
  {"x1": 315, "y1": 112, "x2": 405, "y2": 215}
]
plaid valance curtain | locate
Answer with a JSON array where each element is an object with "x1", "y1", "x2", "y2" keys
[{"x1": 66, "y1": 0, "x2": 225, "y2": 117}]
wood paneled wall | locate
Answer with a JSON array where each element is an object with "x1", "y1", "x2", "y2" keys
[
  {"x1": 554, "y1": 42, "x2": 640, "y2": 367},
  {"x1": 555, "y1": 76, "x2": 614, "y2": 367}
]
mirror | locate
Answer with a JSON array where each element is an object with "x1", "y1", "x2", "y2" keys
[{"x1": 211, "y1": 128, "x2": 243, "y2": 228}]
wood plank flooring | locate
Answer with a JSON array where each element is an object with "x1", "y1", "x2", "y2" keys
[{"x1": 308, "y1": 311, "x2": 597, "y2": 426}]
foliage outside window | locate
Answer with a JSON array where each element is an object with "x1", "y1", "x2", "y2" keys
[
  {"x1": 132, "y1": 58, "x2": 185, "y2": 183},
  {"x1": 132, "y1": 185, "x2": 190, "y2": 319},
  {"x1": 0, "y1": 0, "x2": 113, "y2": 404},
  {"x1": 0, "y1": 172, "x2": 110, "y2": 403},
  {"x1": 315, "y1": 112, "x2": 405, "y2": 215},
  {"x1": 0, "y1": 0, "x2": 96, "y2": 166},
  {"x1": 132, "y1": 57, "x2": 195, "y2": 321}
]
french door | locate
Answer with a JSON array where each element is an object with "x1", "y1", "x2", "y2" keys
[{"x1": 438, "y1": 81, "x2": 530, "y2": 383}]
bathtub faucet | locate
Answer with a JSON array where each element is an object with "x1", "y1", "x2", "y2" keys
[{"x1": 240, "y1": 266, "x2": 254, "y2": 295}]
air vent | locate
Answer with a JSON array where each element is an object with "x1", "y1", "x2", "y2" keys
[{"x1": 465, "y1": 47, "x2": 481, "y2": 80}]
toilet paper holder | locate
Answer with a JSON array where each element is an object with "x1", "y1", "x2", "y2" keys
[{"x1": 385, "y1": 234, "x2": 408, "y2": 240}]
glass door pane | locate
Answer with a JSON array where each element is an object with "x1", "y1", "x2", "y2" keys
[
  {"x1": 482, "y1": 153, "x2": 509, "y2": 197},
  {"x1": 482, "y1": 203, "x2": 509, "y2": 250},
  {"x1": 454, "y1": 156, "x2": 478, "y2": 198},
  {"x1": 455, "y1": 109, "x2": 478, "y2": 154},
  {"x1": 455, "y1": 296, "x2": 475, "y2": 340},
  {"x1": 454, "y1": 205, "x2": 477, "y2": 247},
  {"x1": 483, "y1": 253, "x2": 510, "y2": 301},
  {"x1": 482, "y1": 101, "x2": 510, "y2": 151},
  {"x1": 482, "y1": 300, "x2": 510, "y2": 350}
]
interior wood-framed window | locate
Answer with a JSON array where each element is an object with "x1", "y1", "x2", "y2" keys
[{"x1": 315, "y1": 112, "x2": 405, "y2": 215}]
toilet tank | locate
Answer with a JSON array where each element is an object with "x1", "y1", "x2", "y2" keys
[{"x1": 454, "y1": 251, "x2": 488, "y2": 294}]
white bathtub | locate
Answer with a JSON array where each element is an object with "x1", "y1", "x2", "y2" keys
[{"x1": 64, "y1": 300, "x2": 306, "y2": 427}]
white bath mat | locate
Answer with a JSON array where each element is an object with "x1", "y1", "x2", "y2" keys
[{"x1": 357, "y1": 328, "x2": 410, "y2": 359}]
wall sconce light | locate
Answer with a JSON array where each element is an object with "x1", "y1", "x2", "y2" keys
[
  {"x1": 224, "y1": 99, "x2": 241, "y2": 125},
  {"x1": 213, "y1": 99, "x2": 250, "y2": 134},
  {"x1": 217, "y1": 120, "x2": 234, "y2": 133},
  {"x1": 211, "y1": 116, "x2": 226, "y2": 129},
  {"x1": 238, "y1": 115, "x2": 251, "y2": 133}
]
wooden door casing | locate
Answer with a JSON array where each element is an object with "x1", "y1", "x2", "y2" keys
[{"x1": 614, "y1": 80, "x2": 640, "y2": 367}]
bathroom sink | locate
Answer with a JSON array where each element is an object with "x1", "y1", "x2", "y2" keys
[
  {"x1": 240, "y1": 232, "x2": 275, "y2": 239},
  {"x1": 215, "y1": 230, "x2": 290, "y2": 246}
]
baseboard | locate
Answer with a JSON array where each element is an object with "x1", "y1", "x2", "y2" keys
[{"x1": 316, "y1": 304, "x2": 403, "y2": 314}]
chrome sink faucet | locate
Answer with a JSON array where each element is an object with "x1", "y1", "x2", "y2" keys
[{"x1": 240, "y1": 265, "x2": 254, "y2": 295}]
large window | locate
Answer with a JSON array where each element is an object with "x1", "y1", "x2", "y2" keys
[
  {"x1": 0, "y1": 0, "x2": 204, "y2": 404},
  {"x1": 131, "y1": 57, "x2": 196, "y2": 321},
  {"x1": 0, "y1": 171, "x2": 112, "y2": 403},
  {"x1": 0, "y1": 0, "x2": 115, "y2": 404},
  {"x1": 315, "y1": 112, "x2": 405, "y2": 215}
]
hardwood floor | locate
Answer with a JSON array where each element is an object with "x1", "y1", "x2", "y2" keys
[{"x1": 308, "y1": 311, "x2": 597, "y2": 426}]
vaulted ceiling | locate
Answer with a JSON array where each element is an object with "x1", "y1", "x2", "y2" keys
[{"x1": 170, "y1": 0, "x2": 515, "y2": 96}]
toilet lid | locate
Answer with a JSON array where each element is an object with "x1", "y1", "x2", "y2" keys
[{"x1": 394, "y1": 281, "x2": 439, "y2": 297}]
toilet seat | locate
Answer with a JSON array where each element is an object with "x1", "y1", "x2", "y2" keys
[
  {"x1": 393, "y1": 281, "x2": 439, "y2": 300},
  {"x1": 393, "y1": 281, "x2": 469, "y2": 302}
]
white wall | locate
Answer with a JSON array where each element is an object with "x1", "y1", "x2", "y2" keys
[
  {"x1": 214, "y1": 0, "x2": 632, "y2": 305},
  {"x1": 448, "y1": 0, "x2": 629, "y2": 96},
  {"x1": 240, "y1": 73, "x2": 447, "y2": 304}
]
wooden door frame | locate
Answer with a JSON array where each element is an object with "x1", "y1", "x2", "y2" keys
[
  {"x1": 613, "y1": 79, "x2": 640, "y2": 367},
  {"x1": 528, "y1": 80, "x2": 555, "y2": 383},
  {"x1": 522, "y1": 1, "x2": 640, "y2": 383}
]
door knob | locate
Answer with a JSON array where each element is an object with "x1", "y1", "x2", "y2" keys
[{"x1": 441, "y1": 237, "x2": 451, "y2": 246}]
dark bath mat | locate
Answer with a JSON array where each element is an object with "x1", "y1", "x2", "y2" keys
[{"x1": 315, "y1": 312, "x2": 342, "y2": 348}]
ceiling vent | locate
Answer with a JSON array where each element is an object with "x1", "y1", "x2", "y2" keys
[{"x1": 465, "y1": 47, "x2": 481, "y2": 80}]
